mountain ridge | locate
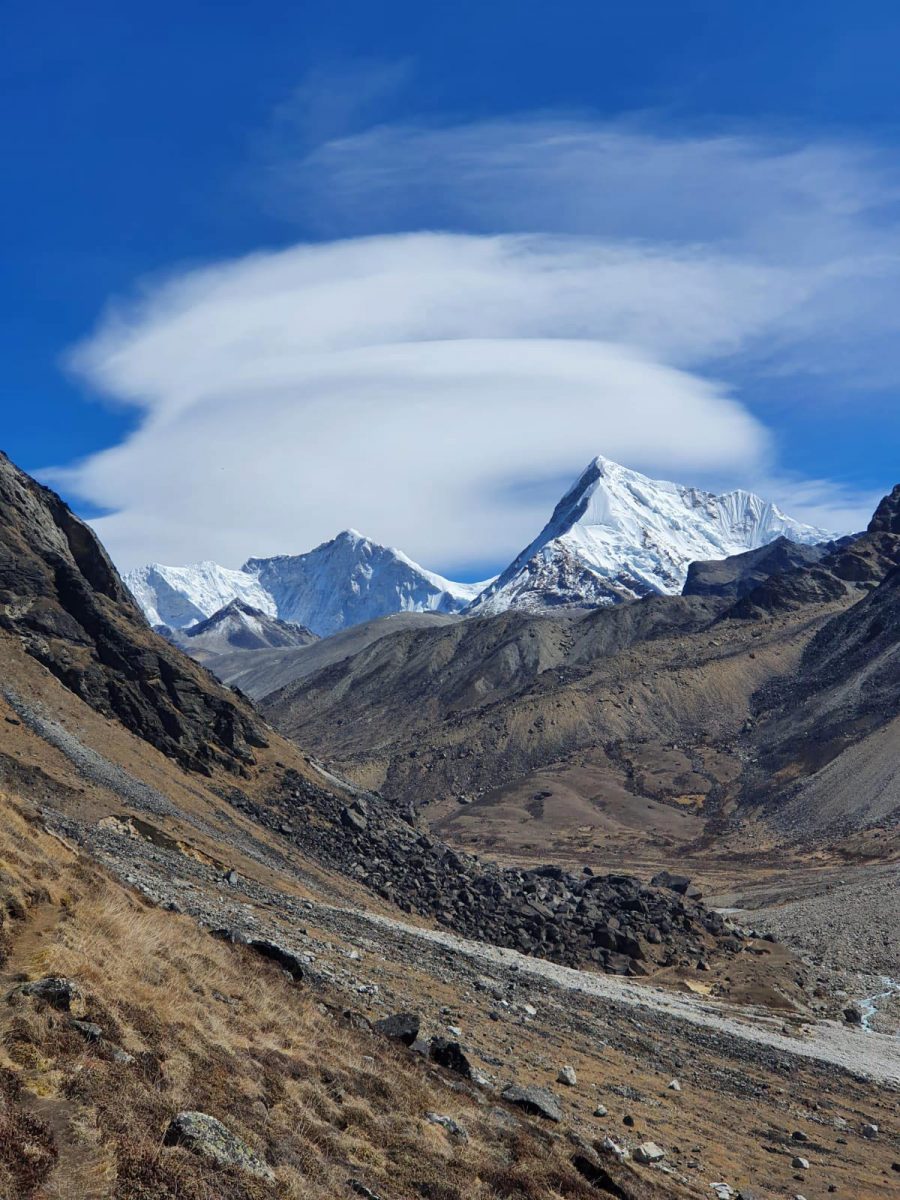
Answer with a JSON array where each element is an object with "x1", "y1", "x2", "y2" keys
[
  {"x1": 124, "y1": 456, "x2": 832, "y2": 636},
  {"x1": 469, "y1": 455, "x2": 832, "y2": 615}
]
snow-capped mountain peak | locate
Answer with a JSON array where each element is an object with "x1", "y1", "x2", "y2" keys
[
  {"x1": 243, "y1": 530, "x2": 486, "y2": 637},
  {"x1": 468, "y1": 456, "x2": 832, "y2": 615},
  {"x1": 126, "y1": 532, "x2": 488, "y2": 638}
]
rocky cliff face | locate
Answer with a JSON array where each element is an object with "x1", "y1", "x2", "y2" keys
[
  {"x1": 730, "y1": 491, "x2": 900, "y2": 620},
  {"x1": 0, "y1": 452, "x2": 268, "y2": 775},
  {"x1": 682, "y1": 536, "x2": 828, "y2": 600}
]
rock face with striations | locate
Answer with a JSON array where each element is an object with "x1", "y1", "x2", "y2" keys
[{"x1": 0, "y1": 452, "x2": 268, "y2": 776}]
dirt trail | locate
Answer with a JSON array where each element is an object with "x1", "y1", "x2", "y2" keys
[
  {"x1": 1, "y1": 903, "x2": 113, "y2": 1199},
  {"x1": 325, "y1": 902, "x2": 900, "y2": 1087}
]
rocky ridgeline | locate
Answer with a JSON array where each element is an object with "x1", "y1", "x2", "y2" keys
[
  {"x1": 0, "y1": 452, "x2": 268, "y2": 776},
  {"x1": 228, "y1": 770, "x2": 740, "y2": 974}
]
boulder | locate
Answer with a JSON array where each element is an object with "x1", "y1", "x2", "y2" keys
[
  {"x1": 634, "y1": 1142, "x2": 666, "y2": 1164},
  {"x1": 247, "y1": 939, "x2": 307, "y2": 982},
  {"x1": 425, "y1": 1112, "x2": 468, "y2": 1141},
  {"x1": 373, "y1": 1011, "x2": 420, "y2": 1046},
  {"x1": 557, "y1": 1065, "x2": 577, "y2": 1086},
  {"x1": 650, "y1": 870, "x2": 702, "y2": 900},
  {"x1": 164, "y1": 1111, "x2": 274, "y2": 1181},
  {"x1": 340, "y1": 805, "x2": 368, "y2": 833},
  {"x1": 501, "y1": 1083, "x2": 563, "y2": 1122},
  {"x1": 14, "y1": 976, "x2": 86, "y2": 1016},
  {"x1": 571, "y1": 1153, "x2": 629, "y2": 1198},
  {"x1": 69, "y1": 1019, "x2": 102, "y2": 1042},
  {"x1": 428, "y1": 1038, "x2": 472, "y2": 1078}
]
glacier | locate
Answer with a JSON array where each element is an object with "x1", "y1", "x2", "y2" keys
[{"x1": 125, "y1": 561, "x2": 276, "y2": 629}]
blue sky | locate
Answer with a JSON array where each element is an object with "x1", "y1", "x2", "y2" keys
[{"x1": 4, "y1": 1, "x2": 900, "y2": 575}]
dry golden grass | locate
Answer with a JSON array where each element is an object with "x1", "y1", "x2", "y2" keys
[{"x1": 0, "y1": 794, "x2": 635, "y2": 1200}]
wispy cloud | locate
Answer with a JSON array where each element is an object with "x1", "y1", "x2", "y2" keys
[{"x1": 52, "y1": 110, "x2": 898, "y2": 571}]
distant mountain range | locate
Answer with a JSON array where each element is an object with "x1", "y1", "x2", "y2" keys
[
  {"x1": 126, "y1": 530, "x2": 485, "y2": 637},
  {"x1": 124, "y1": 457, "x2": 832, "y2": 636}
]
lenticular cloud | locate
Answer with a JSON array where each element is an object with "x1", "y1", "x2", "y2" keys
[{"x1": 52, "y1": 232, "x2": 774, "y2": 571}]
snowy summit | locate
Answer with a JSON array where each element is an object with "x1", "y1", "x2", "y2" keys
[
  {"x1": 468, "y1": 456, "x2": 831, "y2": 614},
  {"x1": 124, "y1": 457, "x2": 832, "y2": 635}
]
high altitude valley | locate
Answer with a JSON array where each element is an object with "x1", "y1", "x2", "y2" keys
[{"x1": 0, "y1": 446, "x2": 896, "y2": 1199}]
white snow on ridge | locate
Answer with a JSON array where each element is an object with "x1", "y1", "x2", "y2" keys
[
  {"x1": 468, "y1": 456, "x2": 832, "y2": 615},
  {"x1": 244, "y1": 530, "x2": 488, "y2": 638},
  {"x1": 125, "y1": 531, "x2": 489, "y2": 637},
  {"x1": 124, "y1": 561, "x2": 275, "y2": 629}
]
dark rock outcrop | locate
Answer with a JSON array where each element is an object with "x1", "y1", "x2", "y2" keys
[
  {"x1": 428, "y1": 1038, "x2": 472, "y2": 1077},
  {"x1": 0, "y1": 451, "x2": 268, "y2": 775},
  {"x1": 373, "y1": 1012, "x2": 420, "y2": 1046},
  {"x1": 247, "y1": 938, "x2": 307, "y2": 981},
  {"x1": 730, "y1": 487, "x2": 900, "y2": 620},
  {"x1": 683, "y1": 536, "x2": 827, "y2": 600}
]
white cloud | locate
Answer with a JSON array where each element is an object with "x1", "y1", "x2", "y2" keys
[
  {"x1": 53, "y1": 114, "x2": 897, "y2": 572},
  {"x1": 55, "y1": 233, "x2": 775, "y2": 571}
]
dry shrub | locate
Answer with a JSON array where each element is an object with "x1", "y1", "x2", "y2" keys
[{"x1": 0, "y1": 1066, "x2": 58, "y2": 1194}]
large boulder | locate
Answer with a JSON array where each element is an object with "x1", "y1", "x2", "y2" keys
[
  {"x1": 164, "y1": 1111, "x2": 274, "y2": 1181},
  {"x1": 14, "y1": 976, "x2": 87, "y2": 1016},
  {"x1": 428, "y1": 1038, "x2": 472, "y2": 1078},
  {"x1": 501, "y1": 1083, "x2": 563, "y2": 1122},
  {"x1": 247, "y1": 939, "x2": 307, "y2": 982},
  {"x1": 373, "y1": 1011, "x2": 420, "y2": 1046}
]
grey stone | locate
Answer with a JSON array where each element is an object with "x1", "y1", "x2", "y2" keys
[
  {"x1": 15, "y1": 976, "x2": 85, "y2": 1014},
  {"x1": 557, "y1": 1064, "x2": 577, "y2": 1086},
  {"x1": 501, "y1": 1083, "x2": 563, "y2": 1122},
  {"x1": 634, "y1": 1142, "x2": 666, "y2": 1164},
  {"x1": 247, "y1": 938, "x2": 307, "y2": 982},
  {"x1": 347, "y1": 1181, "x2": 382, "y2": 1200},
  {"x1": 69, "y1": 1019, "x2": 102, "y2": 1041},
  {"x1": 164, "y1": 1111, "x2": 274, "y2": 1181},
  {"x1": 425, "y1": 1112, "x2": 468, "y2": 1141}
]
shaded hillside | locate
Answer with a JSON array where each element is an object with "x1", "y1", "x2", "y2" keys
[
  {"x1": 682, "y1": 536, "x2": 827, "y2": 599},
  {"x1": 196, "y1": 611, "x2": 460, "y2": 701},
  {"x1": 737, "y1": 490, "x2": 900, "y2": 834},
  {"x1": 0, "y1": 452, "x2": 268, "y2": 776}
]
